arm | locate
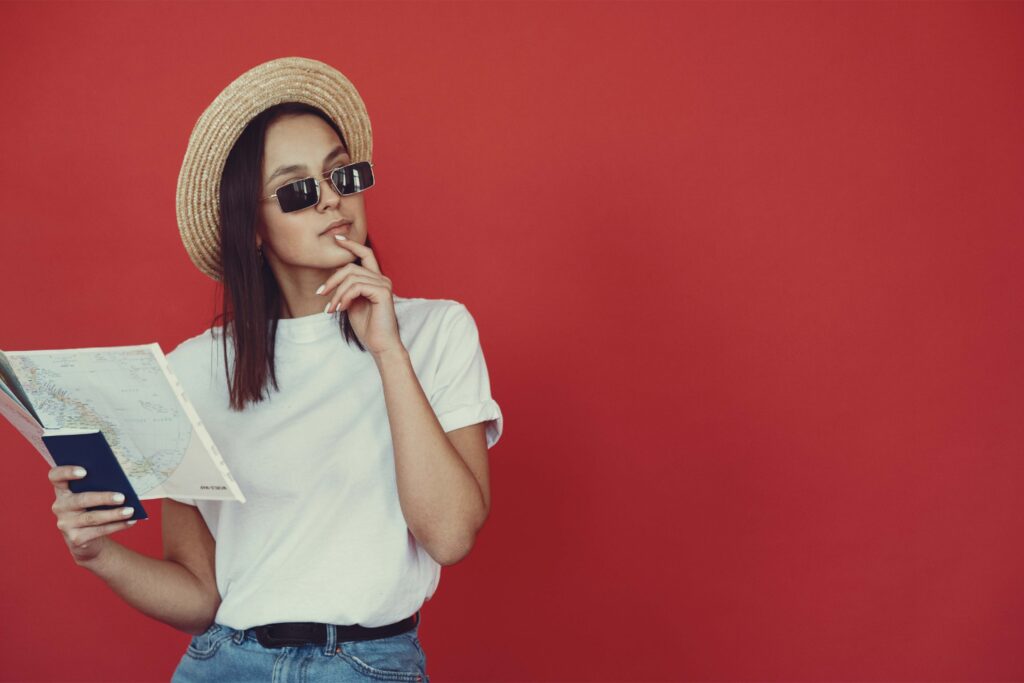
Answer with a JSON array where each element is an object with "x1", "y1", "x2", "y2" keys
[
  {"x1": 74, "y1": 499, "x2": 220, "y2": 635},
  {"x1": 76, "y1": 541, "x2": 218, "y2": 635},
  {"x1": 373, "y1": 346, "x2": 491, "y2": 566},
  {"x1": 315, "y1": 239, "x2": 494, "y2": 565}
]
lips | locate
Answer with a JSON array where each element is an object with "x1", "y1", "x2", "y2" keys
[{"x1": 321, "y1": 220, "x2": 352, "y2": 236}]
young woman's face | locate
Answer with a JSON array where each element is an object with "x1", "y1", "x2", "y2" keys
[{"x1": 256, "y1": 113, "x2": 367, "y2": 276}]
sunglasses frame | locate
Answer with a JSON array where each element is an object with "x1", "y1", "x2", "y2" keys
[{"x1": 262, "y1": 161, "x2": 376, "y2": 213}]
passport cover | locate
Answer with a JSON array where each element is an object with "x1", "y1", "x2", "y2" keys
[{"x1": 41, "y1": 431, "x2": 148, "y2": 521}]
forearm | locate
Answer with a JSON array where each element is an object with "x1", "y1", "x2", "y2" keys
[
  {"x1": 373, "y1": 346, "x2": 487, "y2": 565},
  {"x1": 76, "y1": 538, "x2": 218, "y2": 635}
]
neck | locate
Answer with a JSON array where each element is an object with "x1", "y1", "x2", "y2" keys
[{"x1": 267, "y1": 262, "x2": 338, "y2": 319}]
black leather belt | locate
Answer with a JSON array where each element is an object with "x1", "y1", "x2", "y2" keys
[{"x1": 250, "y1": 611, "x2": 419, "y2": 649}]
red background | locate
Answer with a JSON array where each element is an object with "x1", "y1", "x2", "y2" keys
[{"x1": 2, "y1": 1, "x2": 1022, "y2": 681}]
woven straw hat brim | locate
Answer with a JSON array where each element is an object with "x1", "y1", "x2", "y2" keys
[{"x1": 175, "y1": 56, "x2": 373, "y2": 281}]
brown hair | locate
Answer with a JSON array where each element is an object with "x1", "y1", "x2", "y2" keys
[{"x1": 212, "y1": 101, "x2": 386, "y2": 411}]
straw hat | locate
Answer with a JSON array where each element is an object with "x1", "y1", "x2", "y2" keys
[{"x1": 175, "y1": 56, "x2": 373, "y2": 281}]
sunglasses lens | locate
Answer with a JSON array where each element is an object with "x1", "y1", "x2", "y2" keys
[
  {"x1": 276, "y1": 178, "x2": 319, "y2": 213},
  {"x1": 332, "y1": 162, "x2": 375, "y2": 195}
]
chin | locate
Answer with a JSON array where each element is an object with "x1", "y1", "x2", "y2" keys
[{"x1": 332, "y1": 251, "x2": 358, "y2": 266}]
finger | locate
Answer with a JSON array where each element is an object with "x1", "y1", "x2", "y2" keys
[
  {"x1": 69, "y1": 490, "x2": 128, "y2": 512},
  {"x1": 315, "y1": 263, "x2": 383, "y2": 297},
  {"x1": 85, "y1": 506, "x2": 136, "y2": 526},
  {"x1": 58, "y1": 505, "x2": 135, "y2": 531},
  {"x1": 66, "y1": 519, "x2": 137, "y2": 548},
  {"x1": 326, "y1": 276, "x2": 382, "y2": 313},
  {"x1": 54, "y1": 489, "x2": 121, "y2": 515},
  {"x1": 333, "y1": 235, "x2": 381, "y2": 273},
  {"x1": 335, "y1": 281, "x2": 392, "y2": 313},
  {"x1": 49, "y1": 465, "x2": 87, "y2": 493}
]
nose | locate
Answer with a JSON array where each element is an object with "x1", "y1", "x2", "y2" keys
[{"x1": 317, "y1": 176, "x2": 343, "y2": 209}]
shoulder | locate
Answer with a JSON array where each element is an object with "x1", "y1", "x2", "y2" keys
[
  {"x1": 393, "y1": 294, "x2": 483, "y2": 357},
  {"x1": 394, "y1": 294, "x2": 472, "y2": 331},
  {"x1": 165, "y1": 325, "x2": 227, "y2": 380}
]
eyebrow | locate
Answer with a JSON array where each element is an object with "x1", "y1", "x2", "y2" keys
[{"x1": 265, "y1": 145, "x2": 349, "y2": 189}]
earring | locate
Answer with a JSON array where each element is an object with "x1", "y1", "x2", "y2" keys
[{"x1": 257, "y1": 244, "x2": 264, "y2": 261}]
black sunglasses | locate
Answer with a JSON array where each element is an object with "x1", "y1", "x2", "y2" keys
[{"x1": 262, "y1": 161, "x2": 376, "y2": 213}]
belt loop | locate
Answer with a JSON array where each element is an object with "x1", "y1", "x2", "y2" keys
[{"x1": 324, "y1": 623, "x2": 337, "y2": 656}]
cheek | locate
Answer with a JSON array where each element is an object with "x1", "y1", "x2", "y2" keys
[{"x1": 263, "y1": 219, "x2": 314, "y2": 257}]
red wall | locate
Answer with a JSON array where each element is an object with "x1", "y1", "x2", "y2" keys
[{"x1": 2, "y1": 1, "x2": 1022, "y2": 680}]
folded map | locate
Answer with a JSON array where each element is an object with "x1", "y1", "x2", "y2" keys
[{"x1": 0, "y1": 343, "x2": 245, "y2": 505}]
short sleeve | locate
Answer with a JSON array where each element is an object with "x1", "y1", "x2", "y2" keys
[
  {"x1": 166, "y1": 495, "x2": 198, "y2": 507},
  {"x1": 429, "y1": 303, "x2": 504, "y2": 449}
]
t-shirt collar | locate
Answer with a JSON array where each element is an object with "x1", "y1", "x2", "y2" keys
[{"x1": 275, "y1": 311, "x2": 339, "y2": 344}]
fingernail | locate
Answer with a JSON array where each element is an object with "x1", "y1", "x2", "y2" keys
[
  {"x1": 121, "y1": 507, "x2": 134, "y2": 516},
  {"x1": 315, "y1": 284, "x2": 326, "y2": 295},
  {"x1": 127, "y1": 520, "x2": 137, "y2": 526},
  {"x1": 112, "y1": 492, "x2": 125, "y2": 504},
  {"x1": 73, "y1": 467, "x2": 87, "y2": 477},
  {"x1": 324, "y1": 302, "x2": 332, "y2": 314},
  {"x1": 334, "y1": 234, "x2": 347, "y2": 241}
]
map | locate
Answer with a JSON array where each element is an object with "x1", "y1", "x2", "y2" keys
[{"x1": 2, "y1": 343, "x2": 244, "y2": 502}]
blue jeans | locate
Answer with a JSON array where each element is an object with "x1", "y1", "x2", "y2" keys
[{"x1": 171, "y1": 619, "x2": 430, "y2": 682}]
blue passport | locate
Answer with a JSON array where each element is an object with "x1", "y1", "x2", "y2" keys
[{"x1": 41, "y1": 431, "x2": 148, "y2": 521}]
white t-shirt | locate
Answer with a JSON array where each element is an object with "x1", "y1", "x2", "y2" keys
[{"x1": 165, "y1": 295, "x2": 503, "y2": 629}]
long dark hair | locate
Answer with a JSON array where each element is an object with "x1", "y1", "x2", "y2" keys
[{"x1": 212, "y1": 101, "x2": 384, "y2": 411}]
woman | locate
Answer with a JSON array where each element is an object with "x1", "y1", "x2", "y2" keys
[{"x1": 46, "y1": 57, "x2": 503, "y2": 682}]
